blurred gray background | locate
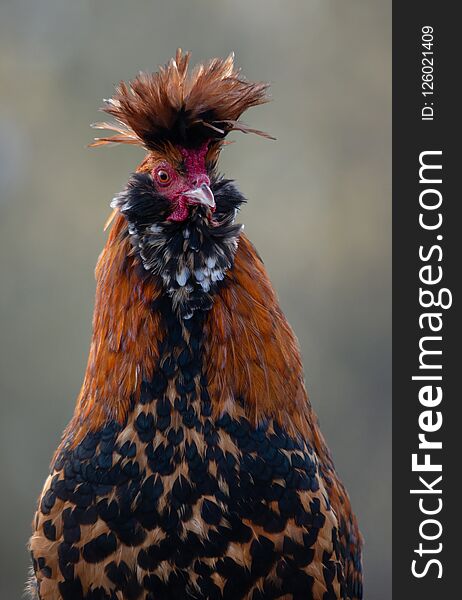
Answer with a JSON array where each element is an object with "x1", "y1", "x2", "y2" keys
[{"x1": 0, "y1": 1, "x2": 391, "y2": 598}]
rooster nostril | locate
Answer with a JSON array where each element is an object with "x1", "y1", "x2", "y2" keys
[{"x1": 190, "y1": 176, "x2": 210, "y2": 189}]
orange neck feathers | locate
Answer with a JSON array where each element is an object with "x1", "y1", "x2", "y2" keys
[
  {"x1": 64, "y1": 214, "x2": 164, "y2": 445},
  {"x1": 64, "y1": 216, "x2": 317, "y2": 446}
]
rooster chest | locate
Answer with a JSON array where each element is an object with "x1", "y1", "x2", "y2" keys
[
  {"x1": 43, "y1": 402, "x2": 337, "y2": 599},
  {"x1": 36, "y1": 311, "x2": 344, "y2": 599},
  {"x1": 50, "y1": 398, "x2": 324, "y2": 547}
]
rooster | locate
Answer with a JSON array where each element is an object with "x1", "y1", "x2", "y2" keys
[{"x1": 29, "y1": 50, "x2": 363, "y2": 600}]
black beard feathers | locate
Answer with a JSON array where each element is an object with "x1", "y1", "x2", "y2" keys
[{"x1": 112, "y1": 174, "x2": 246, "y2": 319}]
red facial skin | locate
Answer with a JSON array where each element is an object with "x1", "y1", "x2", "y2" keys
[{"x1": 151, "y1": 142, "x2": 214, "y2": 222}]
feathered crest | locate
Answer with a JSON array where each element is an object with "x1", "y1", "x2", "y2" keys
[{"x1": 91, "y1": 49, "x2": 273, "y2": 150}]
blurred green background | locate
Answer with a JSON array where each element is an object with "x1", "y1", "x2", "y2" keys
[{"x1": 0, "y1": 1, "x2": 391, "y2": 598}]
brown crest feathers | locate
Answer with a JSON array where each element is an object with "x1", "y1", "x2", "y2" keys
[{"x1": 90, "y1": 49, "x2": 273, "y2": 149}]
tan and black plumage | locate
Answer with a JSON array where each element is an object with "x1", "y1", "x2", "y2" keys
[{"x1": 29, "y1": 50, "x2": 363, "y2": 600}]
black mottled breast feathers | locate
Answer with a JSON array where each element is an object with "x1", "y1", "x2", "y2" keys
[{"x1": 30, "y1": 299, "x2": 361, "y2": 600}]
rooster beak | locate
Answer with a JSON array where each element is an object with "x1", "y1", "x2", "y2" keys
[{"x1": 184, "y1": 183, "x2": 215, "y2": 211}]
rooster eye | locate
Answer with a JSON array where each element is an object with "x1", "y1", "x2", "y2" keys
[{"x1": 156, "y1": 169, "x2": 171, "y2": 185}]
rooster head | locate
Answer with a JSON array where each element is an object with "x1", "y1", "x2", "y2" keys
[{"x1": 92, "y1": 50, "x2": 272, "y2": 317}]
